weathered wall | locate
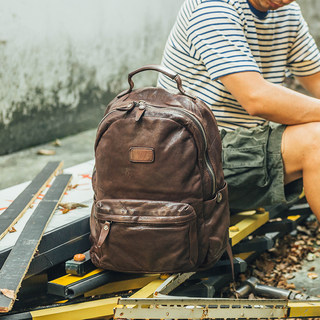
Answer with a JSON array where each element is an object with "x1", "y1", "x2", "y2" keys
[
  {"x1": 0, "y1": 0, "x2": 319, "y2": 155},
  {"x1": 298, "y1": 0, "x2": 320, "y2": 46},
  {"x1": 0, "y1": 0, "x2": 184, "y2": 155}
]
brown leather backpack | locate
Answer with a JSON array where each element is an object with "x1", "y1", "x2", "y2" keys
[{"x1": 89, "y1": 65, "x2": 230, "y2": 273}]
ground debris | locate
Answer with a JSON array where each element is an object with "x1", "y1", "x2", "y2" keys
[
  {"x1": 307, "y1": 272, "x2": 318, "y2": 280},
  {"x1": 67, "y1": 184, "x2": 79, "y2": 191},
  {"x1": 8, "y1": 226, "x2": 16, "y2": 233},
  {"x1": 229, "y1": 216, "x2": 320, "y2": 311},
  {"x1": 52, "y1": 139, "x2": 62, "y2": 147},
  {"x1": 58, "y1": 202, "x2": 88, "y2": 214},
  {"x1": 223, "y1": 211, "x2": 320, "y2": 319},
  {"x1": 245, "y1": 218, "x2": 320, "y2": 290},
  {"x1": 0, "y1": 289, "x2": 15, "y2": 299},
  {"x1": 59, "y1": 202, "x2": 88, "y2": 210},
  {"x1": 37, "y1": 149, "x2": 56, "y2": 156}
]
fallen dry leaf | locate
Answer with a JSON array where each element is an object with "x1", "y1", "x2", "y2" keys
[
  {"x1": 59, "y1": 202, "x2": 88, "y2": 210},
  {"x1": 288, "y1": 255, "x2": 298, "y2": 263},
  {"x1": 307, "y1": 253, "x2": 315, "y2": 261},
  {"x1": 52, "y1": 139, "x2": 62, "y2": 147},
  {"x1": 285, "y1": 274, "x2": 295, "y2": 280},
  {"x1": 0, "y1": 289, "x2": 15, "y2": 299},
  {"x1": 8, "y1": 227, "x2": 16, "y2": 233},
  {"x1": 67, "y1": 184, "x2": 79, "y2": 191},
  {"x1": 253, "y1": 269, "x2": 265, "y2": 279},
  {"x1": 308, "y1": 266, "x2": 316, "y2": 272},
  {"x1": 286, "y1": 283, "x2": 296, "y2": 290},
  {"x1": 296, "y1": 225, "x2": 312, "y2": 236},
  {"x1": 307, "y1": 272, "x2": 318, "y2": 280},
  {"x1": 37, "y1": 149, "x2": 56, "y2": 156}
]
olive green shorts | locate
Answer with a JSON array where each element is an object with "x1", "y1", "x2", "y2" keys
[{"x1": 220, "y1": 123, "x2": 303, "y2": 211}]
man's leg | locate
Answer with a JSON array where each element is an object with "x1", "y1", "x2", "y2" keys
[{"x1": 282, "y1": 122, "x2": 320, "y2": 221}]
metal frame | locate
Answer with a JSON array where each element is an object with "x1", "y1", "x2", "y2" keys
[
  {"x1": 2, "y1": 204, "x2": 318, "y2": 319},
  {"x1": 115, "y1": 297, "x2": 289, "y2": 319},
  {"x1": 115, "y1": 297, "x2": 320, "y2": 319}
]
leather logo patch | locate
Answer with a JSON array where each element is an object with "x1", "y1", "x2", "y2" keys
[{"x1": 129, "y1": 147, "x2": 154, "y2": 163}]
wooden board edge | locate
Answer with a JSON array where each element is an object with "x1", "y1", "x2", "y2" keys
[
  {"x1": 0, "y1": 174, "x2": 72, "y2": 313},
  {"x1": 0, "y1": 161, "x2": 64, "y2": 241}
]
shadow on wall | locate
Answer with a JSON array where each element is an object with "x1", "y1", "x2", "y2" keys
[{"x1": 0, "y1": 0, "x2": 184, "y2": 155}]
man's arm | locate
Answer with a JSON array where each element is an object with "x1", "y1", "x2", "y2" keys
[
  {"x1": 296, "y1": 72, "x2": 320, "y2": 99},
  {"x1": 220, "y1": 71, "x2": 320, "y2": 125}
]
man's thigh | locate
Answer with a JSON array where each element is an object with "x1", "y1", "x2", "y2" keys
[{"x1": 221, "y1": 123, "x2": 302, "y2": 211}]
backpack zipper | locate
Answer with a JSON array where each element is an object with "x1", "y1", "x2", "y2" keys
[
  {"x1": 97, "y1": 102, "x2": 136, "y2": 129},
  {"x1": 97, "y1": 109, "x2": 118, "y2": 129},
  {"x1": 138, "y1": 100, "x2": 216, "y2": 197}
]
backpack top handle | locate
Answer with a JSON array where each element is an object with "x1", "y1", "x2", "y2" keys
[{"x1": 118, "y1": 64, "x2": 196, "y2": 100}]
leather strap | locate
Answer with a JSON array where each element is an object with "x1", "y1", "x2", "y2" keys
[
  {"x1": 226, "y1": 241, "x2": 237, "y2": 294},
  {"x1": 117, "y1": 64, "x2": 196, "y2": 100},
  {"x1": 97, "y1": 222, "x2": 111, "y2": 248}
]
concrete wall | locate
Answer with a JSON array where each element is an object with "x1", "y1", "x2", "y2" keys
[
  {"x1": 0, "y1": 0, "x2": 184, "y2": 155},
  {"x1": 298, "y1": 0, "x2": 320, "y2": 46},
  {"x1": 0, "y1": 0, "x2": 319, "y2": 155}
]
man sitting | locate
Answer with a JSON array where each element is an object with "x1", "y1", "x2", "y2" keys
[{"x1": 158, "y1": 0, "x2": 320, "y2": 221}]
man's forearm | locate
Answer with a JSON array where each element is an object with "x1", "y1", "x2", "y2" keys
[
  {"x1": 248, "y1": 82, "x2": 320, "y2": 125},
  {"x1": 221, "y1": 71, "x2": 320, "y2": 125},
  {"x1": 296, "y1": 72, "x2": 320, "y2": 100}
]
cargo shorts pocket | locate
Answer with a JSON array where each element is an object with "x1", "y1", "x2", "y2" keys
[{"x1": 222, "y1": 143, "x2": 269, "y2": 189}]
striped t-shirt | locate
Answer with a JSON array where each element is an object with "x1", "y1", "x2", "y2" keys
[{"x1": 158, "y1": 0, "x2": 320, "y2": 131}]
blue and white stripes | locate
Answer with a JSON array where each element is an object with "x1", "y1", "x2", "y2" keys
[{"x1": 158, "y1": 0, "x2": 320, "y2": 131}]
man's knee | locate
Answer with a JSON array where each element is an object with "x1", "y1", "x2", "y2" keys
[
  {"x1": 282, "y1": 122, "x2": 320, "y2": 183},
  {"x1": 283, "y1": 122, "x2": 320, "y2": 157}
]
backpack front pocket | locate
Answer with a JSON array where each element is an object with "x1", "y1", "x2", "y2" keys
[{"x1": 91, "y1": 199, "x2": 198, "y2": 273}]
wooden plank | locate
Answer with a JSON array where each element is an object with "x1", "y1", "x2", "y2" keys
[
  {"x1": 288, "y1": 300, "x2": 320, "y2": 318},
  {"x1": 229, "y1": 211, "x2": 269, "y2": 246},
  {"x1": 0, "y1": 174, "x2": 72, "y2": 313},
  {"x1": 130, "y1": 278, "x2": 165, "y2": 298},
  {"x1": 84, "y1": 274, "x2": 160, "y2": 297},
  {"x1": 0, "y1": 161, "x2": 63, "y2": 240},
  {"x1": 30, "y1": 296, "x2": 118, "y2": 320}
]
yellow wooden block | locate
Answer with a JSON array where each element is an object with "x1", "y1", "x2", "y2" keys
[
  {"x1": 234, "y1": 251, "x2": 255, "y2": 261},
  {"x1": 31, "y1": 276, "x2": 166, "y2": 319},
  {"x1": 288, "y1": 301, "x2": 320, "y2": 317},
  {"x1": 49, "y1": 269, "x2": 104, "y2": 286},
  {"x1": 130, "y1": 278, "x2": 165, "y2": 298},
  {"x1": 31, "y1": 297, "x2": 118, "y2": 320},
  {"x1": 287, "y1": 215, "x2": 301, "y2": 221},
  {"x1": 229, "y1": 211, "x2": 269, "y2": 246},
  {"x1": 84, "y1": 274, "x2": 160, "y2": 297}
]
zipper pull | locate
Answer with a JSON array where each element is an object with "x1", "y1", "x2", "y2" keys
[
  {"x1": 135, "y1": 101, "x2": 146, "y2": 121},
  {"x1": 97, "y1": 221, "x2": 111, "y2": 248},
  {"x1": 116, "y1": 102, "x2": 136, "y2": 112}
]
